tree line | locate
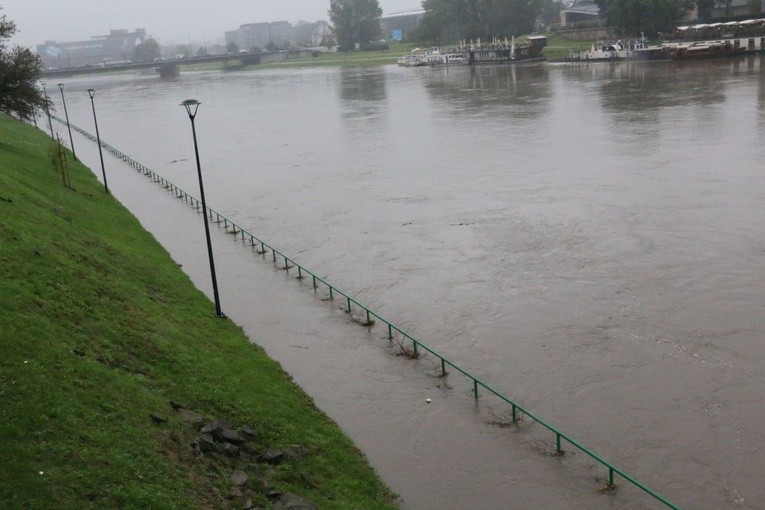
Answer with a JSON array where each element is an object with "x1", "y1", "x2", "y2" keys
[
  {"x1": 596, "y1": 0, "x2": 691, "y2": 36},
  {"x1": 328, "y1": 0, "x2": 751, "y2": 48},
  {"x1": 328, "y1": 0, "x2": 560, "y2": 47},
  {"x1": 415, "y1": 0, "x2": 559, "y2": 44},
  {"x1": 595, "y1": 0, "x2": 761, "y2": 36}
]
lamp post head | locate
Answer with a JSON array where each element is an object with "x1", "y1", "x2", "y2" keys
[
  {"x1": 87, "y1": 88, "x2": 96, "y2": 99},
  {"x1": 181, "y1": 99, "x2": 201, "y2": 119},
  {"x1": 57, "y1": 83, "x2": 64, "y2": 90}
]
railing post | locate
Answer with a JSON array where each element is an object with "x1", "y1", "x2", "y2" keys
[
  {"x1": 346, "y1": 296, "x2": 351, "y2": 312},
  {"x1": 473, "y1": 379, "x2": 479, "y2": 399},
  {"x1": 329, "y1": 287, "x2": 334, "y2": 299},
  {"x1": 388, "y1": 323, "x2": 393, "y2": 339},
  {"x1": 441, "y1": 358, "x2": 446, "y2": 376},
  {"x1": 556, "y1": 434, "x2": 562, "y2": 454},
  {"x1": 608, "y1": 468, "x2": 615, "y2": 488},
  {"x1": 512, "y1": 404, "x2": 517, "y2": 424}
]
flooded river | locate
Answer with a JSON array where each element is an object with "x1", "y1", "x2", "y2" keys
[{"x1": 55, "y1": 57, "x2": 765, "y2": 509}]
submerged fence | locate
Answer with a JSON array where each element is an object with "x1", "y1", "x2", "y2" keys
[{"x1": 53, "y1": 114, "x2": 681, "y2": 509}]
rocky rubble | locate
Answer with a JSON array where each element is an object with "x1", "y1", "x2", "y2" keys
[{"x1": 152, "y1": 401, "x2": 320, "y2": 509}]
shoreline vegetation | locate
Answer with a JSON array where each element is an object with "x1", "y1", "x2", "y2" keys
[
  {"x1": 56, "y1": 21, "x2": 765, "y2": 79},
  {"x1": 0, "y1": 114, "x2": 397, "y2": 509},
  {"x1": 179, "y1": 36, "x2": 592, "y2": 72},
  {"x1": 46, "y1": 36, "x2": 595, "y2": 78}
]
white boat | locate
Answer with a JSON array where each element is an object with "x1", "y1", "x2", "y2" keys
[
  {"x1": 442, "y1": 53, "x2": 467, "y2": 65},
  {"x1": 397, "y1": 54, "x2": 424, "y2": 67},
  {"x1": 397, "y1": 47, "x2": 468, "y2": 67},
  {"x1": 575, "y1": 39, "x2": 650, "y2": 60},
  {"x1": 397, "y1": 47, "x2": 436, "y2": 66}
]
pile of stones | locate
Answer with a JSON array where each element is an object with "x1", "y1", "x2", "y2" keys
[{"x1": 154, "y1": 402, "x2": 319, "y2": 510}]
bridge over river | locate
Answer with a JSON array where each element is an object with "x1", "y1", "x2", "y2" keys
[{"x1": 41, "y1": 49, "x2": 314, "y2": 79}]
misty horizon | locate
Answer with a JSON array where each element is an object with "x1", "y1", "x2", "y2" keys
[{"x1": 1, "y1": 0, "x2": 424, "y2": 47}]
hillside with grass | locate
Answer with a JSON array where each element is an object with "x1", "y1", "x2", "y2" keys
[{"x1": 0, "y1": 114, "x2": 396, "y2": 510}]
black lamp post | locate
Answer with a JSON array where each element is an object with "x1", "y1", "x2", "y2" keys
[
  {"x1": 87, "y1": 89, "x2": 109, "y2": 194},
  {"x1": 41, "y1": 83, "x2": 54, "y2": 139},
  {"x1": 181, "y1": 99, "x2": 224, "y2": 318},
  {"x1": 57, "y1": 83, "x2": 77, "y2": 161}
]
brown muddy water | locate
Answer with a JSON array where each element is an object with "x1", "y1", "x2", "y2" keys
[{"x1": 53, "y1": 56, "x2": 765, "y2": 509}]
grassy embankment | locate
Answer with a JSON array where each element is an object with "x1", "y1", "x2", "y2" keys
[{"x1": 0, "y1": 114, "x2": 396, "y2": 509}]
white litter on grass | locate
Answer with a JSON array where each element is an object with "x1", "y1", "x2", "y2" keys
[{"x1": 38, "y1": 471, "x2": 44, "y2": 475}]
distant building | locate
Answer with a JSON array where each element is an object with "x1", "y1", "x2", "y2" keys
[
  {"x1": 36, "y1": 29, "x2": 146, "y2": 69},
  {"x1": 225, "y1": 22, "x2": 296, "y2": 50},
  {"x1": 560, "y1": 0, "x2": 601, "y2": 27},
  {"x1": 381, "y1": 10, "x2": 425, "y2": 41},
  {"x1": 709, "y1": 0, "x2": 765, "y2": 17}
]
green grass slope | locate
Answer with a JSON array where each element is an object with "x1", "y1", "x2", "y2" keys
[{"x1": 0, "y1": 114, "x2": 396, "y2": 509}]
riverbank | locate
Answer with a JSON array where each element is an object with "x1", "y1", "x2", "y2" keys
[
  {"x1": 42, "y1": 38, "x2": 594, "y2": 78},
  {"x1": 225, "y1": 36, "x2": 587, "y2": 69},
  {"x1": 0, "y1": 114, "x2": 396, "y2": 509},
  {"x1": 179, "y1": 43, "x2": 417, "y2": 72}
]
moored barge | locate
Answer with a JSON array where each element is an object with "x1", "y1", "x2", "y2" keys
[
  {"x1": 468, "y1": 36, "x2": 548, "y2": 65},
  {"x1": 664, "y1": 40, "x2": 747, "y2": 59}
]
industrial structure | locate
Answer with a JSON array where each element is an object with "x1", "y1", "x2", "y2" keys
[
  {"x1": 224, "y1": 22, "x2": 296, "y2": 50},
  {"x1": 381, "y1": 10, "x2": 425, "y2": 41},
  {"x1": 36, "y1": 29, "x2": 147, "y2": 69},
  {"x1": 559, "y1": 0, "x2": 601, "y2": 27}
]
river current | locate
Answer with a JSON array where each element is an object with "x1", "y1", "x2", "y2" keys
[{"x1": 54, "y1": 57, "x2": 765, "y2": 509}]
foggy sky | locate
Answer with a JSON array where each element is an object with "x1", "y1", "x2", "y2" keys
[{"x1": 1, "y1": 0, "x2": 424, "y2": 47}]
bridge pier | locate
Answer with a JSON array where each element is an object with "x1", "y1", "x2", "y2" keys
[{"x1": 159, "y1": 63, "x2": 180, "y2": 80}]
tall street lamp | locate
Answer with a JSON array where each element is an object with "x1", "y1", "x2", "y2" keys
[
  {"x1": 181, "y1": 99, "x2": 224, "y2": 318},
  {"x1": 57, "y1": 83, "x2": 77, "y2": 161},
  {"x1": 41, "y1": 83, "x2": 54, "y2": 139},
  {"x1": 87, "y1": 89, "x2": 109, "y2": 194}
]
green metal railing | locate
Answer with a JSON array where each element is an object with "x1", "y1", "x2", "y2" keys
[{"x1": 55, "y1": 115, "x2": 680, "y2": 509}]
